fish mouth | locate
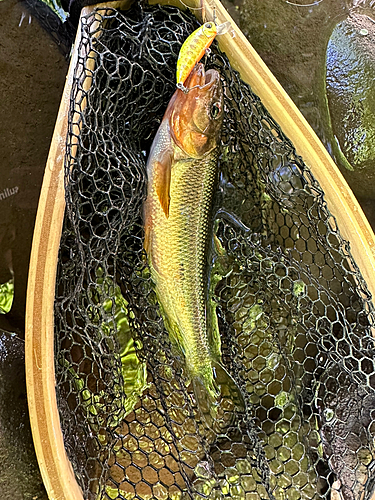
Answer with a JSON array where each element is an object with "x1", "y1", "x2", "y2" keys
[
  {"x1": 186, "y1": 63, "x2": 219, "y2": 90},
  {"x1": 203, "y1": 69, "x2": 220, "y2": 89}
]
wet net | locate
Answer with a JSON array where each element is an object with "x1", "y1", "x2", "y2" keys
[{"x1": 54, "y1": 3, "x2": 375, "y2": 500}]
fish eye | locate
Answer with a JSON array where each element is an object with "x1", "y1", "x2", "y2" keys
[
  {"x1": 211, "y1": 102, "x2": 221, "y2": 119},
  {"x1": 206, "y1": 23, "x2": 212, "y2": 29}
]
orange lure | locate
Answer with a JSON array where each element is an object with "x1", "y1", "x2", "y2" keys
[{"x1": 176, "y1": 20, "x2": 230, "y2": 91}]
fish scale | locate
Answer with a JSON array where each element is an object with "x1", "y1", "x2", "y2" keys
[{"x1": 150, "y1": 153, "x2": 218, "y2": 376}]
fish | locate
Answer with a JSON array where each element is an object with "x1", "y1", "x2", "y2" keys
[
  {"x1": 176, "y1": 21, "x2": 231, "y2": 91},
  {"x1": 144, "y1": 63, "x2": 244, "y2": 428}
]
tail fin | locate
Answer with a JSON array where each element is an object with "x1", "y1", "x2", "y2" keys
[{"x1": 192, "y1": 361, "x2": 245, "y2": 432}]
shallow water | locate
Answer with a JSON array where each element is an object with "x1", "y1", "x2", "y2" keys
[{"x1": 222, "y1": 0, "x2": 375, "y2": 228}]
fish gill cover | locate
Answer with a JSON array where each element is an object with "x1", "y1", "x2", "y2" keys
[{"x1": 54, "y1": 3, "x2": 375, "y2": 500}]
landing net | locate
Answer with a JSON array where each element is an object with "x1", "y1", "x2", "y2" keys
[{"x1": 54, "y1": 4, "x2": 375, "y2": 499}]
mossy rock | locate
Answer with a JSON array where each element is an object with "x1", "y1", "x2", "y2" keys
[{"x1": 326, "y1": 13, "x2": 375, "y2": 171}]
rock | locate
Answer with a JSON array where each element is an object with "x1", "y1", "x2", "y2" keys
[{"x1": 326, "y1": 13, "x2": 375, "y2": 171}]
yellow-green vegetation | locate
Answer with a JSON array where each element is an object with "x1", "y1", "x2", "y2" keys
[
  {"x1": 292, "y1": 280, "x2": 305, "y2": 298},
  {"x1": 103, "y1": 288, "x2": 149, "y2": 416},
  {"x1": 232, "y1": 295, "x2": 320, "y2": 499},
  {"x1": 97, "y1": 269, "x2": 149, "y2": 411},
  {"x1": 0, "y1": 279, "x2": 14, "y2": 314},
  {"x1": 41, "y1": 0, "x2": 68, "y2": 22},
  {"x1": 61, "y1": 273, "x2": 148, "y2": 431}
]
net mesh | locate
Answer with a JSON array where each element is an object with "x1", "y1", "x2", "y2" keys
[
  {"x1": 23, "y1": 0, "x2": 75, "y2": 57},
  {"x1": 54, "y1": 4, "x2": 375, "y2": 500}
]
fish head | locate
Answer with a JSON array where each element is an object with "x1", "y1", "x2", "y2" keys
[{"x1": 170, "y1": 63, "x2": 224, "y2": 158}]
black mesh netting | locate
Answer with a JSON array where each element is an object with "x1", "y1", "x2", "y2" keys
[
  {"x1": 22, "y1": 0, "x2": 75, "y2": 57},
  {"x1": 54, "y1": 4, "x2": 375, "y2": 500}
]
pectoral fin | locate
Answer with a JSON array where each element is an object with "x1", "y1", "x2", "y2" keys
[
  {"x1": 144, "y1": 221, "x2": 151, "y2": 255},
  {"x1": 154, "y1": 154, "x2": 172, "y2": 218}
]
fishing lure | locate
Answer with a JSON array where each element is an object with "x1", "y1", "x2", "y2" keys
[{"x1": 176, "y1": 20, "x2": 230, "y2": 92}]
